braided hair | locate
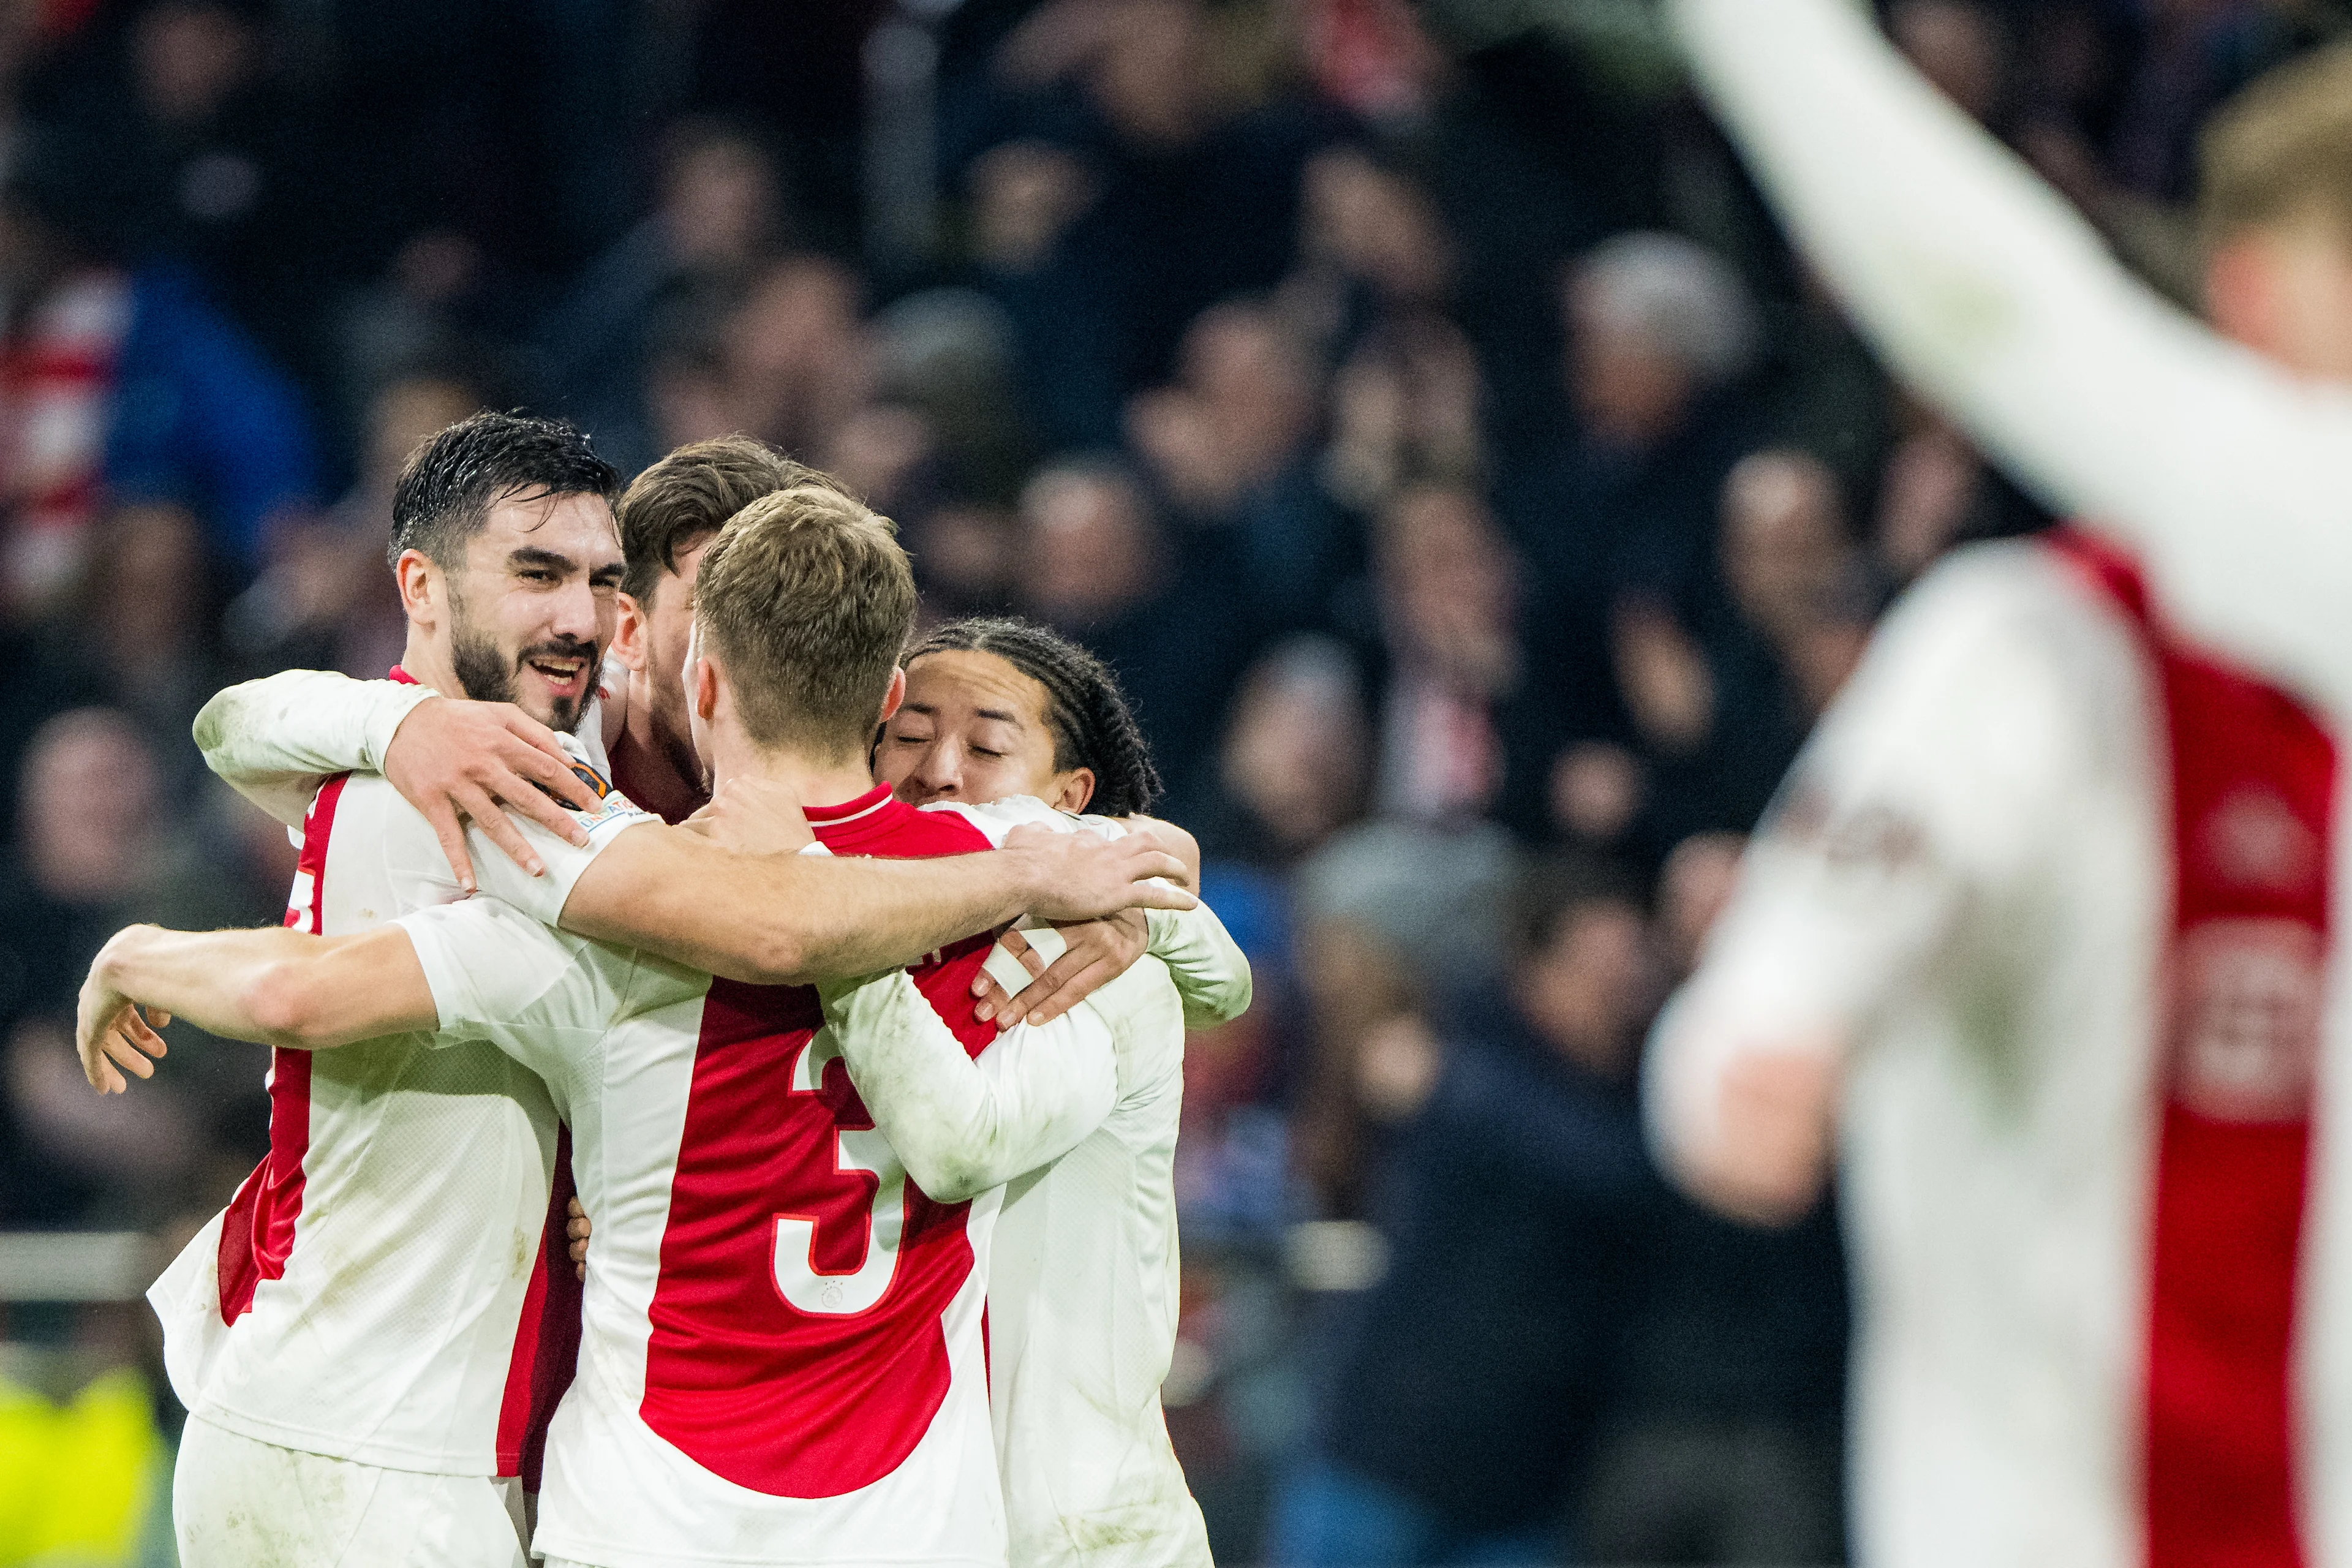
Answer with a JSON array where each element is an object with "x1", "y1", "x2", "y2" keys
[{"x1": 903, "y1": 616, "x2": 1163, "y2": 818}]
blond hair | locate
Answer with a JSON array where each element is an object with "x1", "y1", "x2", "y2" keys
[
  {"x1": 693, "y1": 475, "x2": 916, "y2": 758},
  {"x1": 2201, "y1": 41, "x2": 2352, "y2": 249}
]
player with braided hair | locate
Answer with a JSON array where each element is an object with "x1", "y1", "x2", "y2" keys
[
  {"x1": 900, "y1": 616, "x2": 1164, "y2": 819},
  {"x1": 865, "y1": 611, "x2": 1246, "y2": 1568}
]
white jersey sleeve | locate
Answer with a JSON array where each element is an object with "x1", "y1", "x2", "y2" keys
[
  {"x1": 1144, "y1": 902, "x2": 1252, "y2": 1029},
  {"x1": 1669, "y1": 0, "x2": 2352, "y2": 709},
  {"x1": 195, "y1": 670, "x2": 439, "y2": 827},
  {"x1": 816, "y1": 966, "x2": 1118, "y2": 1205},
  {"x1": 1646, "y1": 546, "x2": 2097, "y2": 1161},
  {"x1": 394, "y1": 897, "x2": 639, "y2": 1084},
  {"x1": 457, "y1": 775, "x2": 660, "y2": 928}
]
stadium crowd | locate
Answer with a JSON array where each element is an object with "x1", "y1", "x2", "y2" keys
[{"x1": 0, "y1": 0, "x2": 2331, "y2": 1561}]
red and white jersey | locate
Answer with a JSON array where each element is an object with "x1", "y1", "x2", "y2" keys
[
  {"x1": 151, "y1": 674, "x2": 650, "y2": 1477},
  {"x1": 1651, "y1": 534, "x2": 2351, "y2": 1567},
  {"x1": 396, "y1": 785, "x2": 1120, "y2": 1568}
]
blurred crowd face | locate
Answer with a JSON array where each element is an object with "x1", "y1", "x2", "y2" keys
[
  {"x1": 1658, "y1": 832, "x2": 1746, "y2": 978},
  {"x1": 661, "y1": 130, "x2": 777, "y2": 273},
  {"x1": 21, "y1": 709, "x2": 160, "y2": 902},
  {"x1": 877, "y1": 649, "x2": 1095, "y2": 813},
  {"x1": 424, "y1": 492, "x2": 624, "y2": 734},
  {"x1": 135, "y1": 0, "x2": 255, "y2": 126},
  {"x1": 1515, "y1": 896, "x2": 1658, "y2": 1079},
  {"x1": 1568, "y1": 276, "x2": 1694, "y2": 450},
  {"x1": 1890, "y1": 0, "x2": 2007, "y2": 124},
  {"x1": 1875, "y1": 420, "x2": 1983, "y2": 581},
  {"x1": 1300, "y1": 148, "x2": 1452, "y2": 308},
  {"x1": 1089, "y1": 0, "x2": 1211, "y2": 148},
  {"x1": 368, "y1": 379, "x2": 484, "y2": 494},
  {"x1": 1020, "y1": 466, "x2": 1158, "y2": 625},
  {"x1": 1375, "y1": 487, "x2": 1517, "y2": 692},
  {"x1": 89, "y1": 502, "x2": 205, "y2": 676},
  {"x1": 2205, "y1": 209, "x2": 2352, "y2": 383},
  {"x1": 1129, "y1": 303, "x2": 1318, "y2": 514},
  {"x1": 727, "y1": 257, "x2": 878, "y2": 453},
  {"x1": 1721, "y1": 451, "x2": 1851, "y2": 648},
  {"x1": 1219, "y1": 643, "x2": 1370, "y2": 857}
]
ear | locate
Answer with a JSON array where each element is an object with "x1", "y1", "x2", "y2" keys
[
  {"x1": 611, "y1": 592, "x2": 650, "y2": 673},
  {"x1": 876, "y1": 666, "x2": 907, "y2": 726},
  {"x1": 394, "y1": 549, "x2": 441, "y2": 628},
  {"x1": 1052, "y1": 766, "x2": 1096, "y2": 814},
  {"x1": 693, "y1": 654, "x2": 721, "y2": 723}
]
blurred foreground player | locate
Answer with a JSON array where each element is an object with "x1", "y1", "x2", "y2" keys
[{"x1": 1651, "y1": 6, "x2": 2352, "y2": 1566}]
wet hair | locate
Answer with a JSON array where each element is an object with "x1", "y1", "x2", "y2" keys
[
  {"x1": 387, "y1": 412, "x2": 620, "y2": 570},
  {"x1": 904, "y1": 616, "x2": 1162, "y2": 818}
]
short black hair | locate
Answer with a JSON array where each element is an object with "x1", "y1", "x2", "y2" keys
[
  {"x1": 905, "y1": 616, "x2": 1163, "y2": 818},
  {"x1": 387, "y1": 412, "x2": 620, "y2": 570}
]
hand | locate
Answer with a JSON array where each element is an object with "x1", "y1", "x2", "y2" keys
[
  {"x1": 383, "y1": 698, "x2": 600, "y2": 892},
  {"x1": 75, "y1": 930, "x2": 170, "y2": 1094},
  {"x1": 566, "y1": 1194, "x2": 591, "y2": 1282},
  {"x1": 973, "y1": 910, "x2": 1148, "y2": 1029},
  {"x1": 1007, "y1": 823, "x2": 1196, "y2": 923},
  {"x1": 682, "y1": 776, "x2": 813, "y2": 856},
  {"x1": 1694, "y1": 1047, "x2": 1838, "y2": 1227}
]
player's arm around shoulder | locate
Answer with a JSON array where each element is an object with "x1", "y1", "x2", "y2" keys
[
  {"x1": 78, "y1": 922, "x2": 439, "y2": 1090},
  {"x1": 817, "y1": 959, "x2": 1119, "y2": 1204}
]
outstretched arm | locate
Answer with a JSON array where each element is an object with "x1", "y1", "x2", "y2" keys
[
  {"x1": 78, "y1": 924, "x2": 435, "y2": 1088},
  {"x1": 817, "y1": 962, "x2": 1118, "y2": 1203},
  {"x1": 1671, "y1": 0, "x2": 2352, "y2": 707},
  {"x1": 195, "y1": 671, "x2": 439, "y2": 827}
]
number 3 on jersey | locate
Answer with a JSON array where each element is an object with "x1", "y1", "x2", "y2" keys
[{"x1": 772, "y1": 1035, "x2": 906, "y2": 1315}]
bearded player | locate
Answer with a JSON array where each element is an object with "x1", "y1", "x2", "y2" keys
[{"x1": 1650, "y1": 6, "x2": 2352, "y2": 1567}]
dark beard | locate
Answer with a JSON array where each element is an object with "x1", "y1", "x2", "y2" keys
[{"x1": 448, "y1": 601, "x2": 595, "y2": 736}]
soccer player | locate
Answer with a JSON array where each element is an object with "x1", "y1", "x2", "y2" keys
[
  {"x1": 136, "y1": 416, "x2": 1189, "y2": 1568},
  {"x1": 85, "y1": 485, "x2": 1207, "y2": 1568},
  {"x1": 1648, "y1": 5, "x2": 2352, "y2": 1566},
  {"x1": 874, "y1": 616, "x2": 1245, "y2": 1568}
]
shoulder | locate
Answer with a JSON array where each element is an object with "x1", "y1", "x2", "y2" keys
[{"x1": 917, "y1": 794, "x2": 1094, "y2": 848}]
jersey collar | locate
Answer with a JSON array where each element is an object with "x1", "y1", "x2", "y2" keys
[{"x1": 804, "y1": 782, "x2": 895, "y2": 826}]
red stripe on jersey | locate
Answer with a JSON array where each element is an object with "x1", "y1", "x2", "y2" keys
[
  {"x1": 641, "y1": 787, "x2": 1006, "y2": 1498},
  {"x1": 219, "y1": 771, "x2": 349, "y2": 1323},
  {"x1": 500, "y1": 1124, "x2": 584, "y2": 1485},
  {"x1": 2056, "y1": 532, "x2": 2324, "y2": 1568}
]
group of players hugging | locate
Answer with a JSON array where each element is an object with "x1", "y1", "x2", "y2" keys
[{"x1": 73, "y1": 413, "x2": 1246, "y2": 1568}]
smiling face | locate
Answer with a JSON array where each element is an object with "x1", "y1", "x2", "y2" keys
[
  {"x1": 875, "y1": 648, "x2": 1094, "y2": 812},
  {"x1": 439, "y1": 489, "x2": 624, "y2": 733}
]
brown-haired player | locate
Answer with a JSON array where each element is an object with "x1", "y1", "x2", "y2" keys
[
  {"x1": 81, "y1": 481, "x2": 1231, "y2": 1568},
  {"x1": 1649, "y1": 6, "x2": 2352, "y2": 1567}
]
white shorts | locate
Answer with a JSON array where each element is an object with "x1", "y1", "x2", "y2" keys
[{"x1": 173, "y1": 1415, "x2": 528, "y2": 1568}]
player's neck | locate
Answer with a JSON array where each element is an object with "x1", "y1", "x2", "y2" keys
[
  {"x1": 398, "y1": 628, "x2": 462, "y2": 701},
  {"x1": 614, "y1": 666, "x2": 707, "y2": 823},
  {"x1": 707, "y1": 725, "x2": 878, "y2": 814}
]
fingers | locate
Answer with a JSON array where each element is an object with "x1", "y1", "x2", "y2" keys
[
  {"x1": 971, "y1": 973, "x2": 1014, "y2": 1026},
  {"x1": 1129, "y1": 880, "x2": 1198, "y2": 911},
  {"x1": 453, "y1": 784, "x2": 546, "y2": 879},
  {"x1": 1004, "y1": 952, "x2": 1120, "y2": 1027},
  {"x1": 424, "y1": 799, "x2": 480, "y2": 894},
  {"x1": 495, "y1": 733, "x2": 598, "y2": 820},
  {"x1": 567, "y1": 1196, "x2": 586, "y2": 1221}
]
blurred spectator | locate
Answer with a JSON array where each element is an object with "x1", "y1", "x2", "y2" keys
[
  {"x1": 1362, "y1": 485, "x2": 1519, "y2": 825},
  {"x1": 58, "y1": 0, "x2": 336, "y2": 389},
  {"x1": 1129, "y1": 299, "x2": 1352, "y2": 633},
  {"x1": 1177, "y1": 635, "x2": 1372, "y2": 872},
  {"x1": 1890, "y1": 0, "x2": 2011, "y2": 128},
  {"x1": 0, "y1": 709, "x2": 260, "y2": 1227},
  {"x1": 1580, "y1": 829, "x2": 1849, "y2": 1566},
  {"x1": 541, "y1": 118, "x2": 785, "y2": 475},
  {"x1": 972, "y1": 0, "x2": 1336, "y2": 446},
  {"x1": 1494, "y1": 232, "x2": 1763, "y2": 850},
  {"x1": 1268, "y1": 860, "x2": 1664, "y2": 1566},
  {"x1": 1017, "y1": 453, "x2": 1251, "y2": 771},
  {"x1": 64, "y1": 502, "x2": 221, "y2": 793},
  {"x1": 225, "y1": 369, "x2": 476, "y2": 679}
]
